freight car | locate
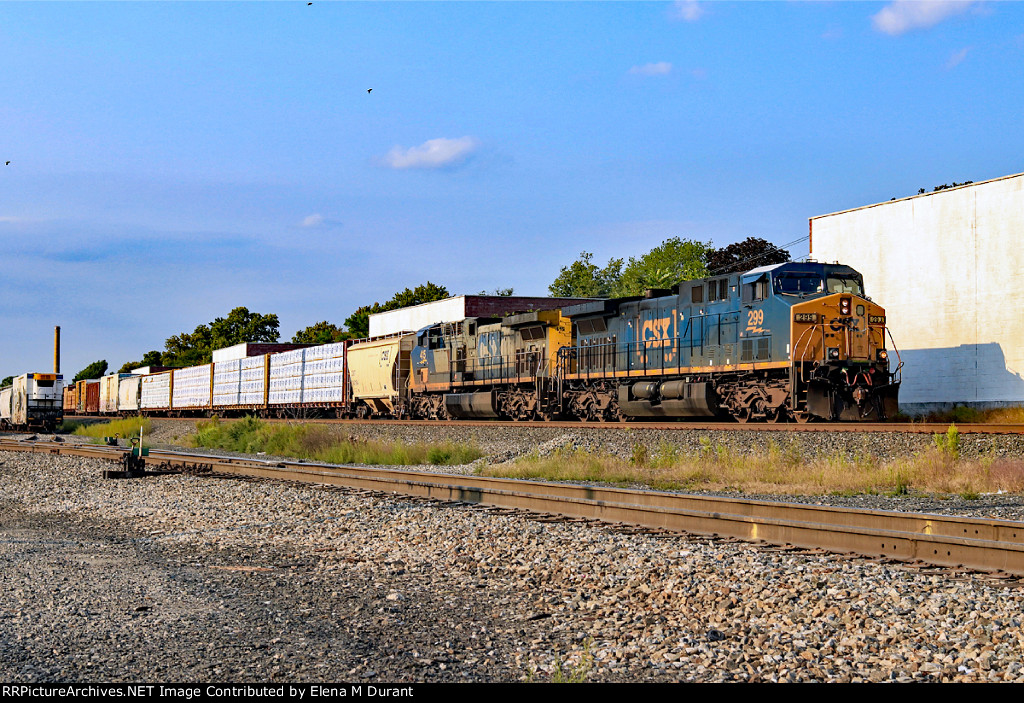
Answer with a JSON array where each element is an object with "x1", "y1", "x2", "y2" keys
[
  {"x1": 61, "y1": 260, "x2": 899, "y2": 423},
  {"x1": 0, "y1": 373, "x2": 64, "y2": 431}
]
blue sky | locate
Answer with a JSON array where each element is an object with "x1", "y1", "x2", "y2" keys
[{"x1": 1, "y1": 1, "x2": 1022, "y2": 378}]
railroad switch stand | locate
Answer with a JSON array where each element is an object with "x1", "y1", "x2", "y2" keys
[{"x1": 103, "y1": 439, "x2": 152, "y2": 479}]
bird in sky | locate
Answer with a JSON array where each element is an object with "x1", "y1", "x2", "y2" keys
[
  {"x1": 367, "y1": 89, "x2": 372, "y2": 94},
  {"x1": 4, "y1": 161, "x2": 9, "y2": 166}
]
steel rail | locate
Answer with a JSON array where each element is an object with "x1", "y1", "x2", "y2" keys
[
  {"x1": 4, "y1": 439, "x2": 1024, "y2": 576},
  {"x1": 61, "y1": 416, "x2": 1024, "y2": 434}
]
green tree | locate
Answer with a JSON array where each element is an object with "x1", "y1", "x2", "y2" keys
[
  {"x1": 73, "y1": 360, "x2": 108, "y2": 383},
  {"x1": 386, "y1": 282, "x2": 450, "y2": 310},
  {"x1": 548, "y1": 252, "x2": 623, "y2": 298},
  {"x1": 0, "y1": 376, "x2": 12, "y2": 388},
  {"x1": 162, "y1": 307, "x2": 280, "y2": 366},
  {"x1": 343, "y1": 282, "x2": 450, "y2": 339},
  {"x1": 118, "y1": 351, "x2": 162, "y2": 374},
  {"x1": 209, "y1": 307, "x2": 280, "y2": 350},
  {"x1": 613, "y1": 237, "x2": 711, "y2": 297},
  {"x1": 343, "y1": 304, "x2": 382, "y2": 340},
  {"x1": 477, "y1": 287, "x2": 515, "y2": 296},
  {"x1": 162, "y1": 324, "x2": 214, "y2": 367},
  {"x1": 292, "y1": 321, "x2": 345, "y2": 345},
  {"x1": 705, "y1": 237, "x2": 789, "y2": 275}
]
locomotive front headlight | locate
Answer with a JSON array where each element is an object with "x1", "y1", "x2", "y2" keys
[{"x1": 839, "y1": 297, "x2": 851, "y2": 315}]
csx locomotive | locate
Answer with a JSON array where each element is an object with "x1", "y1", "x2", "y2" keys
[
  {"x1": 59, "y1": 260, "x2": 900, "y2": 424},
  {"x1": 402, "y1": 261, "x2": 900, "y2": 423}
]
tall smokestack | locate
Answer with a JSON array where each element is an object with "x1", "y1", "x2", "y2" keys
[{"x1": 54, "y1": 326, "x2": 60, "y2": 375}]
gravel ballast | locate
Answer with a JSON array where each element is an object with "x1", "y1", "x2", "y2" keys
[{"x1": 3, "y1": 443, "x2": 1024, "y2": 682}]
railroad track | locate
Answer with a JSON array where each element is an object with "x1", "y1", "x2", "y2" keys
[
  {"x1": 3, "y1": 436, "x2": 1024, "y2": 577},
  {"x1": 65, "y1": 415, "x2": 1024, "y2": 434}
]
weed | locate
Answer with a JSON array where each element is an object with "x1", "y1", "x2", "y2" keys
[
  {"x1": 190, "y1": 416, "x2": 483, "y2": 466},
  {"x1": 482, "y1": 432, "x2": 1024, "y2": 497},
  {"x1": 630, "y1": 443, "x2": 650, "y2": 466},
  {"x1": 546, "y1": 640, "x2": 594, "y2": 683},
  {"x1": 933, "y1": 424, "x2": 960, "y2": 459},
  {"x1": 923, "y1": 404, "x2": 1024, "y2": 425},
  {"x1": 57, "y1": 419, "x2": 84, "y2": 434},
  {"x1": 73, "y1": 416, "x2": 152, "y2": 445}
]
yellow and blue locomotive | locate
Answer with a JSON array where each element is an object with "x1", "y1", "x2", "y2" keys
[
  {"x1": 402, "y1": 261, "x2": 899, "y2": 422},
  {"x1": 560, "y1": 261, "x2": 900, "y2": 422}
]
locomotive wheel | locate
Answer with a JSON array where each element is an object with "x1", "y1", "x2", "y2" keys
[{"x1": 794, "y1": 411, "x2": 815, "y2": 424}]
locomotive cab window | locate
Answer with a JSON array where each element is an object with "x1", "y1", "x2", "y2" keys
[
  {"x1": 742, "y1": 275, "x2": 769, "y2": 303},
  {"x1": 707, "y1": 279, "x2": 729, "y2": 301},
  {"x1": 826, "y1": 274, "x2": 864, "y2": 296},
  {"x1": 691, "y1": 285, "x2": 704, "y2": 304},
  {"x1": 774, "y1": 272, "x2": 823, "y2": 295}
]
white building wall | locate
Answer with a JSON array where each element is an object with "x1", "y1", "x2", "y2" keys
[{"x1": 810, "y1": 173, "x2": 1024, "y2": 412}]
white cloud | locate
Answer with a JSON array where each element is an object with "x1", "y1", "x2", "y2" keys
[
  {"x1": 821, "y1": 26, "x2": 844, "y2": 41},
  {"x1": 946, "y1": 46, "x2": 970, "y2": 68},
  {"x1": 383, "y1": 136, "x2": 480, "y2": 170},
  {"x1": 629, "y1": 61, "x2": 672, "y2": 76},
  {"x1": 301, "y1": 213, "x2": 324, "y2": 227},
  {"x1": 872, "y1": 1, "x2": 976, "y2": 36},
  {"x1": 671, "y1": 1, "x2": 704, "y2": 22}
]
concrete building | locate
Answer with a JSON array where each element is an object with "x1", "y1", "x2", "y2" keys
[{"x1": 810, "y1": 172, "x2": 1024, "y2": 414}]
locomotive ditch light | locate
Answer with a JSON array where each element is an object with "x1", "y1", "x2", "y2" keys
[
  {"x1": 877, "y1": 349, "x2": 888, "y2": 361},
  {"x1": 828, "y1": 347, "x2": 840, "y2": 360}
]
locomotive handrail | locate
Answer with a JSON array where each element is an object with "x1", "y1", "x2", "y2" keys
[
  {"x1": 885, "y1": 327, "x2": 904, "y2": 384},
  {"x1": 793, "y1": 323, "x2": 822, "y2": 384}
]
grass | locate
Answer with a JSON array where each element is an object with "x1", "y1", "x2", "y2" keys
[
  {"x1": 191, "y1": 416, "x2": 483, "y2": 466},
  {"x1": 71, "y1": 416, "x2": 152, "y2": 445},
  {"x1": 527, "y1": 641, "x2": 594, "y2": 683},
  {"x1": 916, "y1": 405, "x2": 1024, "y2": 425},
  {"x1": 483, "y1": 432, "x2": 1024, "y2": 497}
]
